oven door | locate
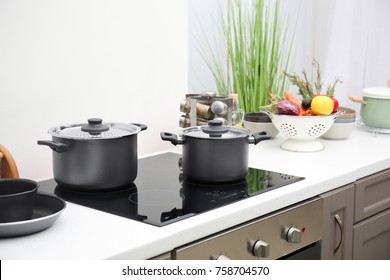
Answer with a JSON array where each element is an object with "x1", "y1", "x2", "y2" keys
[
  {"x1": 174, "y1": 198, "x2": 322, "y2": 260},
  {"x1": 280, "y1": 241, "x2": 321, "y2": 260}
]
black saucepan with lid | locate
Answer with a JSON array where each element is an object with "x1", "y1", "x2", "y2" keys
[
  {"x1": 161, "y1": 120, "x2": 270, "y2": 182},
  {"x1": 38, "y1": 118, "x2": 147, "y2": 191}
]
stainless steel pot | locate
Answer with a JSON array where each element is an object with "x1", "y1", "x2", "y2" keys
[
  {"x1": 161, "y1": 120, "x2": 270, "y2": 182},
  {"x1": 38, "y1": 118, "x2": 147, "y2": 191},
  {"x1": 350, "y1": 87, "x2": 390, "y2": 128}
]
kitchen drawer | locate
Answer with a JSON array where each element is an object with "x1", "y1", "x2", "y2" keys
[
  {"x1": 355, "y1": 168, "x2": 390, "y2": 223},
  {"x1": 353, "y1": 208, "x2": 390, "y2": 259}
]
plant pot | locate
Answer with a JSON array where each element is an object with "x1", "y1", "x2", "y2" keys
[{"x1": 243, "y1": 112, "x2": 279, "y2": 138}]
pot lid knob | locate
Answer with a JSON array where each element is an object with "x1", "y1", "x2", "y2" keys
[
  {"x1": 201, "y1": 119, "x2": 229, "y2": 137},
  {"x1": 81, "y1": 118, "x2": 110, "y2": 135}
]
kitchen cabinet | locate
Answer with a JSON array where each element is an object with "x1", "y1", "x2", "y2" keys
[
  {"x1": 321, "y1": 184, "x2": 354, "y2": 259},
  {"x1": 353, "y1": 208, "x2": 390, "y2": 259},
  {"x1": 150, "y1": 252, "x2": 171, "y2": 260},
  {"x1": 353, "y1": 168, "x2": 390, "y2": 259},
  {"x1": 321, "y1": 168, "x2": 390, "y2": 260},
  {"x1": 354, "y1": 168, "x2": 390, "y2": 222}
]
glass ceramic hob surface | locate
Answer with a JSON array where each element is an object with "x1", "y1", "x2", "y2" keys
[{"x1": 39, "y1": 152, "x2": 304, "y2": 227}]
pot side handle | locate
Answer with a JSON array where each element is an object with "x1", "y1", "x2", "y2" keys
[
  {"x1": 160, "y1": 132, "x2": 184, "y2": 146},
  {"x1": 131, "y1": 123, "x2": 148, "y2": 131},
  {"x1": 249, "y1": 131, "x2": 271, "y2": 145},
  {"x1": 349, "y1": 96, "x2": 365, "y2": 104},
  {"x1": 37, "y1": 140, "x2": 68, "y2": 153}
]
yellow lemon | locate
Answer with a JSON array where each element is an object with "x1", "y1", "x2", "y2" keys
[{"x1": 310, "y1": 95, "x2": 334, "y2": 115}]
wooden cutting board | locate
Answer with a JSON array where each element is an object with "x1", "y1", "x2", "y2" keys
[{"x1": 0, "y1": 144, "x2": 19, "y2": 178}]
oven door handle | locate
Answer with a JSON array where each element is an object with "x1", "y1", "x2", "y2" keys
[{"x1": 333, "y1": 214, "x2": 343, "y2": 255}]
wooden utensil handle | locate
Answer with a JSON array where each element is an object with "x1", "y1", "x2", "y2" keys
[
  {"x1": 349, "y1": 96, "x2": 364, "y2": 103},
  {"x1": 0, "y1": 144, "x2": 19, "y2": 178},
  {"x1": 387, "y1": 78, "x2": 390, "y2": 88},
  {"x1": 0, "y1": 152, "x2": 3, "y2": 178}
]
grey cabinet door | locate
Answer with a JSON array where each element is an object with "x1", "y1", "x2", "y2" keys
[
  {"x1": 355, "y1": 168, "x2": 390, "y2": 223},
  {"x1": 321, "y1": 184, "x2": 354, "y2": 260},
  {"x1": 353, "y1": 208, "x2": 390, "y2": 260}
]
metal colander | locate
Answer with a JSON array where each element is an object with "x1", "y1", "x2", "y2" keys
[
  {"x1": 263, "y1": 111, "x2": 339, "y2": 152},
  {"x1": 279, "y1": 122, "x2": 328, "y2": 138}
]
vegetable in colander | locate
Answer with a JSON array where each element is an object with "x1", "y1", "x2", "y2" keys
[{"x1": 276, "y1": 100, "x2": 300, "y2": 116}]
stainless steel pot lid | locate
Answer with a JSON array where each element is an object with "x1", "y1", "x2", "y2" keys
[
  {"x1": 182, "y1": 119, "x2": 249, "y2": 139},
  {"x1": 48, "y1": 118, "x2": 142, "y2": 139},
  {"x1": 362, "y1": 87, "x2": 390, "y2": 99}
]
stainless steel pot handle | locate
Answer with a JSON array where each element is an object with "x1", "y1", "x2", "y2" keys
[
  {"x1": 131, "y1": 123, "x2": 148, "y2": 131},
  {"x1": 37, "y1": 140, "x2": 68, "y2": 153},
  {"x1": 160, "y1": 132, "x2": 184, "y2": 146},
  {"x1": 249, "y1": 131, "x2": 271, "y2": 145}
]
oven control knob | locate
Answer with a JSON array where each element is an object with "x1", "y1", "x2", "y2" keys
[
  {"x1": 213, "y1": 255, "x2": 231, "y2": 260},
  {"x1": 252, "y1": 240, "x2": 269, "y2": 258},
  {"x1": 285, "y1": 226, "x2": 302, "y2": 243}
]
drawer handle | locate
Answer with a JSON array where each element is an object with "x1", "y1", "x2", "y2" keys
[{"x1": 333, "y1": 214, "x2": 343, "y2": 255}]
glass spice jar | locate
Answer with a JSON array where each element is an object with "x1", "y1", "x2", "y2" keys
[{"x1": 180, "y1": 99, "x2": 211, "y2": 119}]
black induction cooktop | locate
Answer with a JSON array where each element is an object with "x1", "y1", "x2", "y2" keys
[{"x1": 38, "y1": 152, "x2": 304, "y2": 227}]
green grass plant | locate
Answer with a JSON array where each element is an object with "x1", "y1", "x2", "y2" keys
[{"x1": 200, "y1": 0, "x2": 296, "y2": 113}]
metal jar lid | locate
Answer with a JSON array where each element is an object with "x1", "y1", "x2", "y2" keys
[
  {"x1": 362, "y1": 87, "x2": 390, "y2": 99},
  {"x1": 182, "y1": 119, "x2": 249, "y2": 139},
  {"x1": 47, "y1": 118, "x2": 142, "y2": 140}
]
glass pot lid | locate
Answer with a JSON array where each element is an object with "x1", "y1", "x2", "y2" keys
[
  {"x1": 182, "y1": 119, "x2": 250, "y2": 139},
  {"x1": 47, "y1": 118, "x2": 141, "y2": 139}
]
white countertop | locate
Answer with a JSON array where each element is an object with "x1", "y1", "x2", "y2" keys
[{"x1": 1, "y1": 126, "x2": 390, "y2": 260}]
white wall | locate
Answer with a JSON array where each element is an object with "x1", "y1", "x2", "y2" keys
[
  {"x1": 188, "y1": 0, "x2": 390, "y2": 113},
  {"x1": 310, "y1": 0, "x2": 390, "y2": 113},
  {"x1": 0, "y1": 0, "x2": 188, "y2": 180},
  {"x1": 188, "y1": 0, "x2": 227, "y2": 93}
]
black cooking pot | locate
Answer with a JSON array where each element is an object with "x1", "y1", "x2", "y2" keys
[
  {"x1": 0, "y1": 178, "x2": 39, "y2": 223},
  {"x1": 38, "y1": 118, "x2": 147, "y2": 191},
  {"x1": 161, "y1": 120, "x2": 270, "y2": 182}
]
